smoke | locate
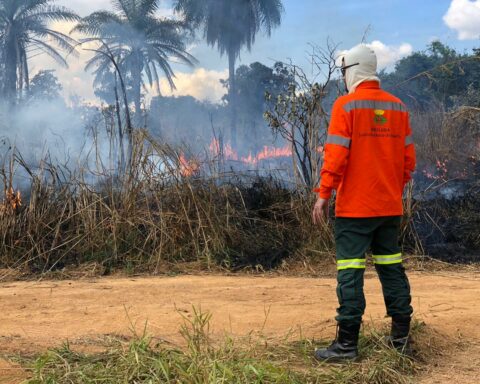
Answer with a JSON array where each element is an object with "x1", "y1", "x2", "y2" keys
[
  {"x1": 0, "y1": 98, "x2": 110, "y2": 189},
  {"x1": 158, "y1": 68, "x2": 229, "y2": 103}
]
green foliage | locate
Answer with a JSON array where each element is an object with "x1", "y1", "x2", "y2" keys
[
  {"x1": 148, "y1": 95, "x2": 226, "y2": 147},
  {"x1": 174, "y1": 0, "x2": 284, "y2": 144},
  {"x1": 27, "y1": 70, "x2": 63, "y2": 103},
  {"x1": 174, "y1": 0, "x2": 284, "y2": 59},
  {"x1": 24, "y1": 310, "x2": 434, "y2": 384},
  {"x1": 381, "y1": 41, "x2": 480, "y2": 110},
  {"x1": 148, "y1": 61, "x2": 291, "y2": 153},
  {"x1": 93, "y1": 69, "x2": 134, "y2": 105},
  {"x1": 222, "y1": 62, "x2": 292, "y2": 146}
]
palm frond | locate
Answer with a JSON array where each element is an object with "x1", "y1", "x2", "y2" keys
[
  {"x1": 72, "y1": 11, "x2": 123, "y2": 36},
  {"x1": 174, "y1": 0, "x2": 284, "y2": 56},
  {"x1": 113, "y1": 0, "x2": 136, "y2": 21},
  {"x1": 75, "y1": 0, "x2": 198, "y2": 104},
  {"x1": 139, "y1": 0, "x2": 159, "y2": 17},
  {"x1": 21, "y1": 4, "x2": 80, "y2": 23},
  {"x1": 28, "y1": 37, "x2": 68, "y2": 67},
  {"x1": 29, "y1": 28, "x2": 78, "y2": 56},
  {"x1": 255, "y1": 0, "x2": 283, "y2": 35},
  {"x1": 0, "y1": 0, "x2": 80, "y2": 94}
]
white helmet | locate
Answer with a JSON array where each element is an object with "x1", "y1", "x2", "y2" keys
[{"x1": 341, "y1": 44, "x2": 380, "y2": 94}]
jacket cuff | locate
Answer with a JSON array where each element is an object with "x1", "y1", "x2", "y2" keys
[{"x1": 313, "y1": 185, "x2": 332, "y2": 199}]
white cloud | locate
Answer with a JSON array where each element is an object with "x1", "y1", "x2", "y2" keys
[
  {"x1": 159, "y1": 68, "x2": 228, "y2": 103},
  {"x1": 366, "y1": 41, "x2": 413, "y2": 70},
  {"x1": 443, "y1": 0, "x2": 480, "y2": 40}
]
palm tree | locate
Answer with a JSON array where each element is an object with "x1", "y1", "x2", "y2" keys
[
  {"x1": 73, "y1": 0, "x2": 197, "y2": 126},
  {"x1": 0, "y1": 0, "x2": 79, "y2": 100},
  {"x1": 174, "y1": 0, "x2": 284, "y2": 145}
]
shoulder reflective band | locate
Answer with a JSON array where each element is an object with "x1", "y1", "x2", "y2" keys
[
  {"x1": 405, "y1": 135, "x2": 414, "y2": 146},
  {"x1": 373, "y1": 253, "x2": 403, "y2": 265},
  {"x1": 326, "y1": 134, "x2": 351, "y2": 149},
  {"x1": 343, "y1": 100, "x2": 407, "y2": 113},
  {"x1": 337, "y1": 258, "x2": 366, "y2": 270}
]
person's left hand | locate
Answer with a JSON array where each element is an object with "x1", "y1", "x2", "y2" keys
[{"x1": 312, "y1": 197, "x2": 330, "y2": 224}]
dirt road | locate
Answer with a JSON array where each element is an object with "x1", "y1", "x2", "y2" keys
[{"x1": 0, "y1": 271, "x2": 479, "y2": 383}]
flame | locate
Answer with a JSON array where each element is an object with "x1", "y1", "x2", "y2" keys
[
  {"x1": 224, "y1": 143, "x2": 239, "y2": 161},
  {"x1": 209, "y1": 138, "x2": 221, "y2": 157},
  {"x1": 241, "y1": 145, "x2": 292, "y2": 165},
  {"x1": 1, "y1": 187, "x2": 22, "y2": 214},
  {"x1": 256, "y1": 145, "x2": 292, "y2": 161},
  {"x1": 209, "y1": 139, "x2": 239, "y2": 161},
  {"x1": 209, "y1": 139, "x2": 294, "y2": 165},
  {"x1": 207, "y1": 138, "x2": 324, "y2": 166},
  {"x1": 179, "y1": 154, "x2": 200, "y2": 177}
]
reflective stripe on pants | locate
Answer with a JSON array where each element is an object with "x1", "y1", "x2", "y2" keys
[
  {"x1": 337, "y1": 258, "x2": 366, "y2": 270},
  {"x1": 373, "y1": 253, "x2": 403, "y2": 265}
]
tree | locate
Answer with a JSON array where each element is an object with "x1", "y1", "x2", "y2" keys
[
  {"x1": 222, "y1": 61, "x2": 291, "y2": 147},
  {"x1": 381, "y1": 42, "x2": 480, "y2": 110},
  {"x1": 93, "y1": 68, "x2": 133, "y2": 106},
  {"x1": 73, "y1": 0, "x2": 197, "y2": 126},
  {"x1": 264, "y1": 45, "x2": 339, "y2": 189},
  {"x1": 174, "y1": 0, "x2": 284, "y2": 145},
  {"x1": 149, "y1": 95, "x2": 225, "y2": 147},
  {"x1": 0, "y1": 0, "x2": 79, "y2": 100},
  {"x1": 27, "y1": 70, "x2": 62, "y2": 102},
  {"x1": 227, "y1": 62, "x2": 291, "y2": 117}
]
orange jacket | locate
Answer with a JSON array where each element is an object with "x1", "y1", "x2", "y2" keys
[{"x1": 314, "y1": 81, "x2": 416, "y2": 217}]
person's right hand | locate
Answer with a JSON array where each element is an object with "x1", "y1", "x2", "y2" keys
[{"x1": 312, "y1": 197, "x2": 329, "y2": 224}]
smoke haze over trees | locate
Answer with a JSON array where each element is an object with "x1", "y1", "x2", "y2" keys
[
  {"x1": 73, "y1": 0, "x2": 197, "y2": 127},
  {"x1": 0, "y1": 0, "x2": 79, "y2": 101},
  {"x1": 174, "y1": 0, "x2": 284, "y2": 146},
  {"x1": 0, "y1": 0, "x2": 478, "y2": 174},
  {"x1": 0, "y1": 0, "x2": 478, "y2": 270}
]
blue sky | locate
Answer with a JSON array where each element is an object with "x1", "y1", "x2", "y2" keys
[
  {"x1": 43, "y1": 0, "x2": 480, "y2": 102},
  {"x1": 190, "y1": 0, "x2": 475, "y2": 71}
]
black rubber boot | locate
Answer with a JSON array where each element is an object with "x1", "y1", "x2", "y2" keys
[
  {"x1": 385, "y1": 315, "x2": 412, "y2": 356},
  {"x1": 314, "y1": 323, "x2": 360, "y2": 362}
]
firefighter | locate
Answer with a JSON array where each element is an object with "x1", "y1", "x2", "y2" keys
[{"x1": 312, "y1": 44, "x2": 416, "y2": 361}]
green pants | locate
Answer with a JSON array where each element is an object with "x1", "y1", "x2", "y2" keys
[{"x1": 334, "y1": 216, "x2": 413, "y2": 326}]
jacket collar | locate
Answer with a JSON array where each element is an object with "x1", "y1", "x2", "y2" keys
[{"x1": 356, "y1": 80, "x2": 380, "y2": 90}]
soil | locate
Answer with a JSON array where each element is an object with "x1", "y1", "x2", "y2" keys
[{"x1": 0, "y1": 270, "x2": 479, "y2": 383}]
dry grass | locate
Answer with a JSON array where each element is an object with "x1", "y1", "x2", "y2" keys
[
  {"x1": 0, "y1": 106, "x2": 478, "y2": 281},
  {"x1": 0, "y1": 130, "x2": 333, "y2": 279},
  {"x1": 399, "y1": 107, "x2": 480, "y2": 260}
]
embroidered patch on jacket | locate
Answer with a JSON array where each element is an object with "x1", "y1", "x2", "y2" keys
[{"x1": 374, "y1": 109, "x2": 387, "y2": 125}]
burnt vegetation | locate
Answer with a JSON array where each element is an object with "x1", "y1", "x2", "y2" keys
[{"x1": 0, "y1": 1, "x2": 478, "y2": 277}]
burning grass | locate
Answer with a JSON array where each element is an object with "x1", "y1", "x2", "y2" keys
[
  {"x1": 0, "y1": 131, "x2": 332, "y2": 277},
  {"x1": 0, "y1": 105, "x2": 479, "y2": 279},
  {"x1": 20, "y1": 308, "x2": 443, "y2": 384}
]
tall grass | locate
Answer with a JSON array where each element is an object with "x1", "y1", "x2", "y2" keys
[
  {"x1": 1, "y1": 104, "x2": 479, "y2": 277},
  {"x1": 0, "y1": 130, "x2": 333, "y2": 276},
  {"x1": 401, "y1": 107, "x2": 480, "y2": 260}
]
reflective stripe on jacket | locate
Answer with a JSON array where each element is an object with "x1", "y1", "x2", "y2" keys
[{"x1": 314, "y1": 81, "x2": 416, "y2": 217}]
